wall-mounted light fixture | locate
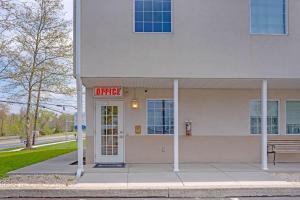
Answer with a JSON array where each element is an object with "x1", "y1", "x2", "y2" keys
[{"x1": 131, "y1": 88, "x2": 139, "y2": 109}]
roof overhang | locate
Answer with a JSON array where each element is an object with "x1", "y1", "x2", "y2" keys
[{"x1": 82, "y1": 78, "x2": 300, "y2": 89}]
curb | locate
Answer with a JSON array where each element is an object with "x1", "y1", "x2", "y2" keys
[
  {"x1": 0, "y1": 188, "x2": 168, "y2": 198},
  {"x1": 2, "y1": 187, "x2": 300, "y2": 198}
]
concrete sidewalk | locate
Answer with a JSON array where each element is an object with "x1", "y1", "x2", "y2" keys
[
  {"x1": 76, "y1": 163, "x2": 300, "y2": 189},
  {"x1": 8, "y1": 152, "x2": 77, "y2": 175},
  {"x1": 4, "y1": 152, "x2": 300, "y2": 198}
]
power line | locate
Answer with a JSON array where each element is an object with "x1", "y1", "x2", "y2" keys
[{"x1": 0, "y1": 99, "x2": 77, "y2": 111}]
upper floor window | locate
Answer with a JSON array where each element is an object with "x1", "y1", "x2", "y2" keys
[
  {"x1": 134, "y1": 0, "x2": 172, "y2": 33},
  {"x1": 250, "y1": 0, "x2": 287, "y2": 35}
]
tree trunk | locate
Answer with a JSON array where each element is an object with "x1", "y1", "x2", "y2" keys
[
  {"x1": 32, "y1": 70, "x2": 43, "y2": 145},
  {"x1": 0, "y1": 118, "x2": 4, "y2": 136},
  {"x1": 25, "y1": 89, "x2": 32, "y2": 149}
]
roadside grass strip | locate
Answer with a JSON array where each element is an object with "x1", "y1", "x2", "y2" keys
[{"x1": 0, "y1": 141, "x2": 77, "y2": 178}]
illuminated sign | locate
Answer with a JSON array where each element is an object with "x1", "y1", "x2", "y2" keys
[{"x1": 94, "y1": 87, "x2": 122, "y2": 97}]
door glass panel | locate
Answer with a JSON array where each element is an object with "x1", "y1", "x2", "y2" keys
[
  {"x1": 113, "y1": 147, "x2": 118, "y2": 155},
  {"x1": 113, "y1": 106, "x2": 118, "y2": 115},
  {"x1": 113, "y1": 116, "x2": 118, "y2": 125},
  {"x1": 113, "y1": 128, "x2": 118, "y2": 135},
  {"x1": 113, "y1": 136, "x2": 118, "y2": 145},
  {"x1": 107, "y1": 146, "x2": 113, "y2": 155},
  {"x1": 101, "y1": 105, "x2": 119, "y2": 156}
]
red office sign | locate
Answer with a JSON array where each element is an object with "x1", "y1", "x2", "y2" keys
[{"x1": 94, "y1": 87, "x2": 122, "y2": 97}]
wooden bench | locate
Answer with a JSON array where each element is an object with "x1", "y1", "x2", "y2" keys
[{"x1": 268, "y1": 139, "x2": 300, "y2": 165}]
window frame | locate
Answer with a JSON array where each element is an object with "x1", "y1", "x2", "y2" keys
[
  {"x1": 285, "y1": 99, "x2": 300, "y2": 135},
  {"x1": 133, "y1": 0, "x2": 174, "y2": 33},
  {"x1": 249, "y1": 99, "x2": 281, "y2": 135},
  {"x1": 146, "y1": 98, "x2": 174, "y2": 135},
  {"x1": 249, "y1": 0, "x2": 289, "y2": 36}
]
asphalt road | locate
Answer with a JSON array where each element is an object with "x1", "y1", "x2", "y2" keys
[
  {"x1": 0, "y1": 134, "x2": 75, "y2": 149},
  {"x1": 13, "y1": 198, "x2": 300, "y2": 200}
]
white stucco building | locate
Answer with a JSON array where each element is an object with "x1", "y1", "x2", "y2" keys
[{"x1": 75, "y1": 0, "x2": 300, "y2": 171}]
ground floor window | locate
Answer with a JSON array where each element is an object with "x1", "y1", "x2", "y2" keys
[
  {"x1": 250, "y1": 100, "x2": 279, "y2": 134},
  {"x1": 286, "y1": 101, "x2": 300, "y2": 134},
  {"x1": 147, "y1": 99, "x2": 174, "y2": 134}
]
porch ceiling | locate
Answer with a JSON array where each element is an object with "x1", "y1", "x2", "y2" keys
[{"x1": 82, "y1": 78, "x2": 300, "y2": 89}]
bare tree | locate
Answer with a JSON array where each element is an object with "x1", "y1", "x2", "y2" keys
[
  {"x1": 32, "y1": 61, "x2": 74, "y2": 145},
  {"x1": 0, "y1": 0, "x2": 15, "y2": 78},
  {"x1": 5, "y1": 0, "x2": 73, "y2": 149}
]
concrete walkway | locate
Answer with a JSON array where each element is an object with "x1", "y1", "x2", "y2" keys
[
  {"x1": 5, "y1": 152, "x2": 300, "y2": 198},
  {"x1": 8, "y1": 152, "x2": 77, "y2": 175},
  {"x1": 76, "y1": 163, "x2": 300, "y2": 189}
]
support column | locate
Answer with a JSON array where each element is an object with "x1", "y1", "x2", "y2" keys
[
  {"x1": 261, "y1": 80, "x2": 268, "y2": 170},
  {"x1": 173, "y1": 79, "x2": 179, "y2": 172},
  {"x1": 75, "y1": 0, "x2": 84, "y2": 178}
]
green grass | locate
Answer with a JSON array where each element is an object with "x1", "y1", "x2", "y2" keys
[{"x1": 0, "y1": 141, "x2": 77, "y2": 179}]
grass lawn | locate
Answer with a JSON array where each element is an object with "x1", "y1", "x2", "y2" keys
[{"x1": 0, "y1": 141, "x2": 77, "y2": 178}]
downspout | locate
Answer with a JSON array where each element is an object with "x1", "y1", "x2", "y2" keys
[{"x1": 75, "y1": 0, "x2": 84, "y2": 178}]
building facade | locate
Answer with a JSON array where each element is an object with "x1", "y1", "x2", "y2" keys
[{"x1": 78, "y1": 0, "x2": 300, "y2": 169}]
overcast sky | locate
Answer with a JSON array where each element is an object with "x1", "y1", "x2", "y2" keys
[{"x1": 63, "y1": 0, "x2": 73, "y2": 20}]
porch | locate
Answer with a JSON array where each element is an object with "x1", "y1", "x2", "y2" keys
[
  {"x1": 81, "y1": 78, "x2": 300, "y2": 173},
  {"x1": 7, "y1": 151, "x2": 300, "y2": 189},
  {"x1": 77, "y1": 162, "x2": 300, "y2": 189}
]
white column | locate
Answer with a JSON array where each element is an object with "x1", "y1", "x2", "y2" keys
[
  {"x1": 261, "y1": 80, "x2": 268, "y2": 170},
  {"x1": 173, "y1": 79, "x2": 179, "y2": 172},
  {"x1": 75, "y1": 0, "x2": 84, "y2": 178}
]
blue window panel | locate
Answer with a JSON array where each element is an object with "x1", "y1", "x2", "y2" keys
[
  {"x1": 163, "y1": 23, "x2": 171, "y2": 32},
  {"x1": 147, "y1": 100, "x2": 174, "y2": 134},
  {"x1": 148, "y1": 101, "x2": 155, "y2": 109},
  {"x1": 144, "y1": 22, "x2": 153, "y2": 32},
  {"x1": 153, "y1": 12, "x2": 163, "y2": 22},
  {"x1": 144, "y1": 12, "x2": 153, "y2": 22},
  {"x1": 135, "y1": 1, "x2": 143, "y2": 11},
  {"x1": 155, "y1": 126, "x2": 163, "y2": 134},
  {"x1": 135, "y1": 12, "x2": 143, "y2": 22},
  {"x1": 148, "y1": 117, "x2": 155, "y2": 126},
  {"x1": 148, "y1": 126, "x2": 155, "y2": 134},
  {"x1": 135, "y1": 22, "x2": 143, "y2": 32},
  {"x1": 251, "y1": 0, "x2": 286, "y2": 34},
  {"x1": 144, "y1": 0, "x2": 153, "y2": 11},
  {"x1": 153, "y1": 0, "x2": 163, "y2": 11},
  {"x1": 154, "y1": 23, "x2": 163, "y2": 32},
  {"x1": 135, "y1": 0, "x2": 172, "y2": 33},
  {"x1": 154, "y1": 101, "x2": 162, "y2": 109},
  {"x1": 163, "y1": 1, "x2": 171, "y2": 11},
  {"x1": 163, "y1": 12, "x2": 171, "y2": 23}
]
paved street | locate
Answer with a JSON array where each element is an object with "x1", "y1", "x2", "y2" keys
[
  {"x1": 0, "y1": 134, "x2": 75, "y2": 149},
  {"x1": 13, "y1": 198, "x2": 300, "y2": 200}
]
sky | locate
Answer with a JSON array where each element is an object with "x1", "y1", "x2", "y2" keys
[
  {"x1": 2, "y1": 0, "x2": 79, "y2": 115},
  {"x1": 63, "y1": 0, "x2": 73, "y2": 20}
]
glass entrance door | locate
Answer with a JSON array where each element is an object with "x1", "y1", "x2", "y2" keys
[{"x1": 96, "y1": 101, "x2": 124, "y2": 163}]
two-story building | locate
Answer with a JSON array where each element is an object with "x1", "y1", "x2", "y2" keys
[{"x1": 76, "y1": 0, "x2": 300, "y2": 171}]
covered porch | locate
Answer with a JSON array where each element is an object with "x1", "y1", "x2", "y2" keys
[{"x1": 80, "y1": 78, "x2": 300, "y2": 173}]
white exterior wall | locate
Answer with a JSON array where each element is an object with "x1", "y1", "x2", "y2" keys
[{"x1": 81, "y1": 0, "x2": 300, "y2": 79}]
